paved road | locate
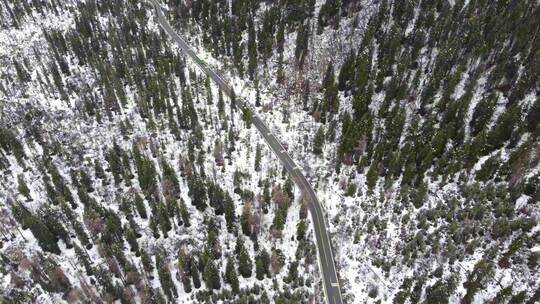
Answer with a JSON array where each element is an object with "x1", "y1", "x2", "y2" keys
[{"x1": 147, "y1": 1, "x2": 344, "y2": 303}]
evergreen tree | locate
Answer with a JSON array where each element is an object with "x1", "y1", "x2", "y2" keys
[
  {"x1": 366, "y1": 161, "x2": 378, "y2": 191},
  {"x1": 11, "y1": 203, "x2": 60, "y2": 254},
  {"x1": 191, "y1": 258, "x2": 201, "y2": 289},
  {"x1": 74, "y1": 244, "x2": 93, "y2": 276},
  {"x1": 225, "y1": 256, "x2": 240, "y2": 294},
  {"x1": 179, "y1": 199, "x2": 191, "y2": 227},
  {"x1": 218, "y1": 89, "x2": 225, "y2": 116},
  {"x1": 255, "y1": 80, "x2": 261, "y2": 107},
  {"x1": 13, "y1": 59, "x2": 31, "y2": 83},
  {"x1": 240, "y1": 201, "x2": 252, "y2": 237},
  {"x1": 255, "y1": 249, "x2": 270, "y2": 280},
  {"x1": 18, "y1": 174, "x2": 31, "y2": 201},
  {"x1": 155, "y1": 251, "x2": 178, "y2": 301},
  {"x1": 313, "y1": 127, "x2": 325, "y2": 155},
  {"x1": 178, "y1": 245, "x2": 192, "y2": 295},
  {"x1": 223, "y1": 192, "x2": 236, "y2": 232},
  {"x1": 237, "y1": 237, "x2": 252, "y2": 278},
  {"x1": 284, "y1": 261, "x2": 299, "y2": 284},
  {"x1": 203, "y1": 259, "x2": 221, "y2": 290},
  {"x1": 321, "y1": 63, "x2": 339, "y2": 121},
  {"x1": 247, "y1": 14, "x2": 258, "y2": 79},
  {"x1": 255, "y1": 144, "x2": 262, "y2": 171},
  {"x1": 296, "y1": 220, "x2": 307, "y2": 241},
  {"x1": 134, "y1": 193, "x2": 147, "y2": 219},
  {"x1": 243, "y1": 107, "x2": 253, "y2": 128},
  {"x1": 188, "y1": 174, "x2": 207, "y2": 211},
  {"x1": 294, "y1": 24, "x2": 309, "y2": 69}
]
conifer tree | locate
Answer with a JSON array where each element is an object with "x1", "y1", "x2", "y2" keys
[
  {"x1": 203, "y1": 259, "x2": 221, "y2": 290},
  {"x1": 191, "y1": 258, "x2": 201, "y2": 289},
  {"x1": 74, "y1": 244, "x2": 94, "y2": 276},
  {"x1": 241, "y1": 201, "x2": 252, "y2": 237},
  {"x1": 294, "y1": 24, "x2": 309, "y2": 69},
  {"x1": 296, "y1": 220, "x2": 307, "y2": 241},
  {"x1": 255, "y1": 144, "x2": 262, "y2": 171},
  {"x1": 155, "y1": 252, "x2": 177, "y2": 301},
  {"x1": 179, "y1": 199, "x2": 191, "y2": 227},
  {"x1": 225, "y1": 256, "x2": 240, "y2": 294},
  {"x1": 366, "y1": 161, "x2": 378, "y2": 191},
  {"x1": 218, "y1": 89, "x2": 225, "y2": 116},
  {"x1": 18, "y1": 174, "x2": 31, "y2": 201},
  {"x1": 188, "y1": 174, "x2": 207, "y2": 211},
  {"x1": 255, "y1": 249, "x2": 270, "y2": 280},
  {"x1": 134, "y1": 193, "x2": 147, "y2": 219},
  {"x1": 177, "y1": 249, "x2": 192, "y2": 293},
  {"x1": 255, "y1": 80, "x2": 261, "y2": 107},
  {"x1": 11, "y1": 203, "x2": 60, "y2": 254},
  {"x1": 243, "y1": 108, "x2": 252, "y2": 128},
  {"x1": 247, "y1": 15, "x2": 258, "y2": 79},
  {"x1": 223, "y1": 192, "x2": 236, "y2": 232},
  {"x1": 284, "y1": 261, "x2": 299, "y2": 284},
  {"x1": 237, "y1": 237, "x2": 252, "y2": 278},
  {"x1": 313, "y1": 127, "x2": 325, "y2": 155}
]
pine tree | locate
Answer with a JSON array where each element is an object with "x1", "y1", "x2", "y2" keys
[
  {"x1": 296, "y1": 220, "x2": 307, "y2": 241},
  {"x1": 223, "y1": 193, "x2": 236, "y2": 232},
  {"x1": 284, "y1": 261, "x2": 299, "y2": 284},
  {"x1": 247, "y1": 15, "x2": 258, "y2": 79},
  {"x1": 188, "y1": 174, "x2": 207, "y2": 211},
  {"x1": 13, "y1": 59, "x2": 31, "y2": 83},
  {"x1": 218, "y1": 89, "x2": 225, "y2": 116},
  {"x1": 191, "y1": 259, "x2": 201, "y2": 289},
  {"x1": 272, "y1": 206, "x2": 287, "y2": 232},
  {"x1": 179, "y1": 199, "x2": 191, "y2": 227},
  {"x1": 205, "y1": 76, "x2": 213, "y2": 104},
  {"x1": 177, "y1": 249, "x2": 192, "y2": 293},
  {"x1": 225, "y1": 256, "x2": 240, "y2": 294},
  {"x1": 413, "y1": 180, "x2": 427, "y2": 208},
  {"x1": 74, "y1": 244, "x2": 93, "y2": 275},
  {"x1": 255, "y1": 144, "x2": 262, "y2": 171},
  {"x1": 155, "y1": 252, "x2": 178, "y2": 301},
  {"x1": 18, "y1": 174, "x2": 31, "y2": 201},
  {"x1": 124, "y1": 226, "x2": 140, "y2": 254},
  {"x1": 255, "y1": 81, "x2": 261, "y2": 107},
  {"x1": 206, "y1": 218, "x2": 222, "y2": 259},
  {"x1": 157, "y1": 201, "x2": 172, "y2": 237},
  {"x1": 237, "y1": 237, "x2": 252, "y2": 278},
  {"x1": 366, "y1": 161, "x2": 378, "y2": 191},
  {"x1": 94, "y1": 159, "x2": 106, "y2": 181},
  {"x1": 338, "y1": 51, "x2": 356, "y2": 91},
  {"x1": 241, "y1": 201, "x2": 252, "y2": 237},
  {"x1": 203, "y1": 259, "x2": 221, "y2": 290},
  {"x1": 294, "y1": 24, "x2": 309, "y2": 69},
  {"x1": 243, "y1": 108, "x2": 252, "y2": 128},
  {"x1": 322, "y1": 64, "x2": 339, "y2": 120},
  {"x1": 255, "y1": 249, "x2": 270, "y2": 280},
  {"x1": 313, "y1": 127, "x2": 325, "y2": 155},
  {"x1": 11, "y1": 203, "x2": 60, "y2": 254},
  {"x1": 255, "y1": 253, "x2": 265, "y2": 281},
  {"x1": 276, "y1": 52, "x2": 285, "y2": 84},
  {"x1": 134, "y1": 193, "x2": 147, "y2": 219}
]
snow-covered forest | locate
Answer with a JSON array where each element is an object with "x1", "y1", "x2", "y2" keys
[{"x1": 0, "y1": 0, "x2": 539, "y2": 303}]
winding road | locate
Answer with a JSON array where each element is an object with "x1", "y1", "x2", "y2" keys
[{"x1": 147, "y1": 1, "x2": 344, "y2": 303}]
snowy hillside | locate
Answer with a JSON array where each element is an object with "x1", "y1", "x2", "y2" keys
[
  {"x1": 0, "y1": 0, "x2": 322, "y2": 303},
  {"x1": 162, "y1": 0, "x2": 540, "y2": 303},
  {"x1": 1, "y1": 0, "x2": 539, "y2": 303}
]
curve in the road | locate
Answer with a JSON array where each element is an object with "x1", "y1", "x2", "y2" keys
[{"x1": 146, "y1": 1, "x2": 344, "y2": 303}]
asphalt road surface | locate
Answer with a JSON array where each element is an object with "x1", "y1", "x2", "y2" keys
[{"x1": 147, "y1": 1, "x2": 344, "y2": 303}]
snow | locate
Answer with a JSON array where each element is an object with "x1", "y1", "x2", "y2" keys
[{"x1": 2, "y1": 0, "x2": 539, "y2": 303}]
